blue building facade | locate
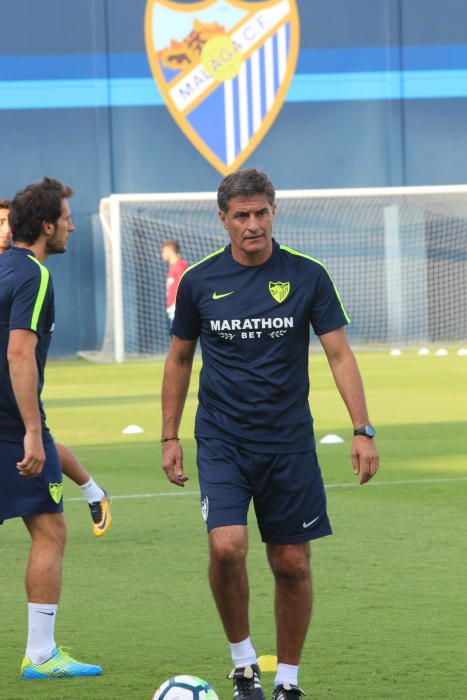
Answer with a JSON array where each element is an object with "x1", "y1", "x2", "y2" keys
[{"x1": 0, "y1": 0, "x2": 466, "y2": 355}]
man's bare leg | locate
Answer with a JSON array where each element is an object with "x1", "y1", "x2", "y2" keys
[
  {"x1": 209, "y1": 525, "x2": 250, "y2": 642},
  {"x1": 209, "y1": 526, "x2": 264, "y2": 699},
  {"x1": 21, "y1": 511, "x2": 103, "y2": 677},
  {"x1": 267, "y1": 542, "x2": 312, "y2": 692},
  {"x1": 55, "y1": 442, "x2": 90, "y2": 486},
  {"x1": 55, "y1": 443, "x2": 111, "y2": 536},
  {"x1": 23, "y1": 511, "x2": 67, "y2": 603},
  {"x1": 22, "y1": 512, "x2": 66, "y2": 663}
]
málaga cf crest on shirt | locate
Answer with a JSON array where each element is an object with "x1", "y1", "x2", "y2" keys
[
  {"x1": 145, "y1": 0, "x2": 300, "y2": 174},
  {"x1": 269, "y1": 281, "x2": 291, "y2": 303}
]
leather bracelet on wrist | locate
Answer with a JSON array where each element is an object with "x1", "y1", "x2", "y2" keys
[{"x1": 160, "y1": 436, "x2": 179, "y2": 443}]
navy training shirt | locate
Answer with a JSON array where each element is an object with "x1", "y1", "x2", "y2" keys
[
  {"x1": 172, "y1": 240, "x2": 350, "y2": 453},
  {"x1": 0, "y1": 246, "x2": 54, "y2": 441}
]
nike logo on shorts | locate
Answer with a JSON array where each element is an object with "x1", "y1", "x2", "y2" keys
[{"x1": 302, "y1": 516, "x2": 320, "y2": 528}]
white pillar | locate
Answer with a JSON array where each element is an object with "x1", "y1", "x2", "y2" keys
[{"x1": 110, "y1": 195, "x2": 125, "y2": 363}]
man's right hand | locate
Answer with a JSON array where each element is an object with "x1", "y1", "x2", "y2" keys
[
  {"x1": 17, "y1": 430, "x2": 46, "y2": 478},
  {"x1": 161, "y1": 440, "x2": 189, "y2": 487}
]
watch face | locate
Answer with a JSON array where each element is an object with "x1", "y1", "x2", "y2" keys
[{"x1": 355, "y1": 424, "x2": 376, "y2": 437}]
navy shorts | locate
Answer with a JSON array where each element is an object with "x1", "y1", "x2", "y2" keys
[
  {"x1": 196, "y1": 437, "x2": 332, "y2": 544},
  {"x1": 0, "y1": 439, "x2": 63, "y2": 523}
]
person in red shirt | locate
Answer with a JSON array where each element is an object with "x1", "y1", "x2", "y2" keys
[{"x1": 160, "y1": 240, "x2": 189, "y2": 325}]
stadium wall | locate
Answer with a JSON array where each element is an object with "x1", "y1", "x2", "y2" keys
[{"x1": 0, "y1": 0, "x2": 466, "y2": 356}]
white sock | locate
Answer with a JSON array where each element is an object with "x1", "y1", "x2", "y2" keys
[
  {"x1": 26, "y1": 603, "x2": 57, "y2": 664},
  {"x1": 80, "y1": 478, "x2": 105, "y2": 504},
  {"x1": 275, "y1": 663, "x2": 299, "y2": 688},
  {"x1": 229, "y1": 637, "x2": 257, "y2": 668}
]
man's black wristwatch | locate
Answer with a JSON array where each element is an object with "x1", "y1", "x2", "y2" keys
[{"x1": 353, "y1": 423, "x2": 376, "y2": 438}]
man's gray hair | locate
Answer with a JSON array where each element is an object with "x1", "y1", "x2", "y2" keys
[{"x1": 217, "y1": 168, "x2": 276, "y2": 213}]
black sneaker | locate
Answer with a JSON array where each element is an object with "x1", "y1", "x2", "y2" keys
[
  {"x1": 272, "y1": 684, "x2": 305, "y2": 699},
  {"x1": 88, "y1": 490, "x2": 112, "y2": 537},
  {"x1": 227, "y1": 664, "x2": 265, "y2": 699}
]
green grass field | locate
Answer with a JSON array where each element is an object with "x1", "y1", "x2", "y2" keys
[{"x1": 1, "y1": 351, "x2": 466, "y2": 700}]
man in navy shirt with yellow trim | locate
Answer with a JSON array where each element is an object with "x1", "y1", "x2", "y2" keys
[
  {"x1": 161, "y1": 169, "x2": 379, "y2": 700},
  {"x1": 0, "y1": 178, "x2": 102, "y2": 680},
  {"x1": 0, "y1": 197, "x2": 111, "y2": 537}
]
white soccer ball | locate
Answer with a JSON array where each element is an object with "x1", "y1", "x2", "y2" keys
[{"x1": 152, "y1": 675, "x2": 219, "y2": 700}]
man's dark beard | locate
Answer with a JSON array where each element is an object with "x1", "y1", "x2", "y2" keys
[{"x1": 45, "y1": 238, "x2": 66, "y2": 255}]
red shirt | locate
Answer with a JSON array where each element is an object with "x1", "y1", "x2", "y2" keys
[{"x1": 166, "y1": 257, "x2": 188, "y2": 309}]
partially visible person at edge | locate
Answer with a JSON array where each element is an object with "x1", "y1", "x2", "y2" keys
[
  {"x1": 160, "y1": 239, "x2": 188, "y2": 326},
  {"x1": 161, "y1": 168, "x2": 379, "y2": 700},
  {"x1": 0, "y1": 197, "x2": 12, "y2": 253},
  {"x1": 0, "y1": 197, "x2": 111, "y2": 538},
  {"x1": 0, "y1": 179, "x2": 103, "y2": 679}
]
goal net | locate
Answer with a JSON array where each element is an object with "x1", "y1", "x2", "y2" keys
[{"x1": 93, "y1": 186, "x2": 467, "y2": 362}]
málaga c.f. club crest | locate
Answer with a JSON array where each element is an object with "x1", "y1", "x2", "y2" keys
[
  {"x1": 145, "y1": 0, "x2": 300, "y2": 174},
  {"x1": 49, "y1": 482, "x2": 63, "y2": 504},
  {"x1": 269, "y1": 281, "x2": 290, "y2": 303}
]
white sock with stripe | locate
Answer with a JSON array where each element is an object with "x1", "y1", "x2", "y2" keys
[{"x1": 25, "y1": 603, "x2": 57, "y2": 664}]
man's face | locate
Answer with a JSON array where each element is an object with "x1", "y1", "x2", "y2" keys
[
  {"x1": 219, "y1": 193, "x2": 275, "y2": 266},
  {"x1": 161, "y1": 246, "x2": 172, "y2": 263},
  {"x1": 45, "y1": 199, "x2": 75, "y2": 255},
  {"x1": 0, "y1": 208, "x2": 12, "y2": 252}
]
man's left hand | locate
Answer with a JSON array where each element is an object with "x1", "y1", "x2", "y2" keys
[{"x1": 351, "y1": 437, "x2": 379, "y2": 485}]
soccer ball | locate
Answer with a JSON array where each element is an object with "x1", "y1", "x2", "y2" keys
[{"x1": 152, "y1": 675, "x2": 219, "y2": 699}]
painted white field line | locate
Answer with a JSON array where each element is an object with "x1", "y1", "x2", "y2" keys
[
  {"x1": 342, "y1": 476, "x2": 467, "y2": 487},
  {"x1": 65, "y1": 475, "x2": 467, "y2": 503},
  {"x1": 65, "y1": 491, "x2": 199, "y2": 502}
]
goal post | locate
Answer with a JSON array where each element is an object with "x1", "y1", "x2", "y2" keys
[{"x1": 92, "y1": 185, "x2": 467, "y2": 363}]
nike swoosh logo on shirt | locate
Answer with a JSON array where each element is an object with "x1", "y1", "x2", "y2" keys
[
  {"x1": 212, "y1": 291, "x2": 235, "y2": 300},
  {"x1": 302, "y1": 516, "x2": 320, "y2": 528}
]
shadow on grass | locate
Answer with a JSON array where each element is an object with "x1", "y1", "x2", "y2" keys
[
  {"x1": 45, "y1": 390, "x2": 197, "y2": 409},
  {"x1": 60, "y1": 419, "x2": 467, "y2": 495}
]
